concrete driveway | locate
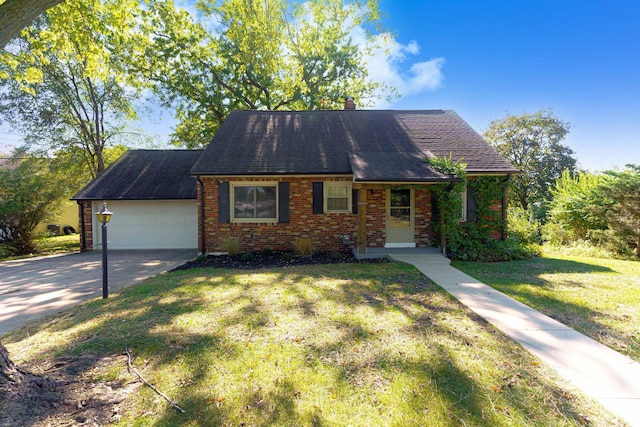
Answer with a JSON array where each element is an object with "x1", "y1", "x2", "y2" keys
[{"x1": 0, "y1": 250, "x2": 196, "y2": 336}]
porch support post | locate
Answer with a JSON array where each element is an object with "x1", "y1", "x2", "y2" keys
[{"x1": 358, "y1": 187, "x2": 367, "y2": 254}]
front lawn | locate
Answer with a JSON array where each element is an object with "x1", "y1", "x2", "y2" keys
[
  {"x1": 453, "y1": 254, "x2": 640, "y2": 363},
  {"x1": 2, "y1": 262, "x2": 623, "y2": 426}
]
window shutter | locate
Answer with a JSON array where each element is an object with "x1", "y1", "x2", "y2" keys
[
  {"x1": 218, "y1": 181, "x2": 230, "y2": 223},
  {"x1": 352, "y1": 189, "x2": 359, "y2": 214},
  {"x1": 467, "y1": 187, "x2": 478, "y2": 222},
  {"x1": 312, "y1": 182, "x2": 324, "y2": 214},
  {"x1": 431, "y1": 190, "x2": 440, "y2": 222},
  {"x1": 278, "y1": 181, "x2": 290, "y2": 223}
]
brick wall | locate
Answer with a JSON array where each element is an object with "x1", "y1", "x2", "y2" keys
[
  {"x1": 78, "y1": 200, "x2": 94, "y2": 252},
  {"x1": 199, "y1": 177, "x2": 436, "y2": 253}
]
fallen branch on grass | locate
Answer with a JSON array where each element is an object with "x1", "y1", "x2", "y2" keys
[{"x1": 124, "y1": 347, "x2": 185, "y2": 414}]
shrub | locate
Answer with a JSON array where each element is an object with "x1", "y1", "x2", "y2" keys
[
  {"x1": 222, "y1": 238, "x2": 241, "y2": 256},
  {"x1": 448, "y1": 224, "x2": 538, "y2": 261},
  {"x1": 241, "y1": 252, "x2": 253, "y2": 261},
  {"x1": 293, "y1": 237, "x2": 315, "y2": 257},
  {"x1": 261, "y1": 247, "x2": 274, "y2": 256},
  {"x1": 195, "y1": 254, "x2": 208, "y2": 263},
  {"x1": 331, "y1": 251, "x2": 344, "y2": 260},
  {"x1": 508, "y1": 206, "x2": 542, "y2": 244},
  {"x1": 281, "y1": 252, "x2": 294, "y2": 262}
]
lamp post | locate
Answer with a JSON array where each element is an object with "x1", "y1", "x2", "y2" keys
[{"x1": 96, "y1": 202, "x2": 113, "y2": 299}]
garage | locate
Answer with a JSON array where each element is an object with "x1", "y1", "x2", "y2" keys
[
  {"x1": 72, "y1": 149, "x2": 203, "y2": 252},
  {"x1": 92, "y1": 200, "x2": 197, "y2": 250}
]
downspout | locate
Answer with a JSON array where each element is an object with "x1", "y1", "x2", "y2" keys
[
  {"x1": 197, "y1": 176, "x2": 206, "y2": 255},
  {"x1": 501, "y1": 174, "x2": 511, "y2": 240}
]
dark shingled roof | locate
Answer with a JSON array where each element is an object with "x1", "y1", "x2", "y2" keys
[
  {"x1": 72, "y1": 150, "x2": 202, "y2": 200},
  {"x1": 190, "y1": 110, "x2": 518, "y2": 181}
]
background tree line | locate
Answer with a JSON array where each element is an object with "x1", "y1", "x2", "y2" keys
[{"x1": 484, "y1": 110, "x2": 640, "y2": 258}]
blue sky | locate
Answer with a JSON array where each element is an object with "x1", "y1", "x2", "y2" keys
[{"x1": 372, "y1": 0, "x2": 639, "y2": 171}]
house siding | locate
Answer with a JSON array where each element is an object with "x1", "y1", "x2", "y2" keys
[{"x1": 200, "y1": 177, "x2": 437, "y2": 253}]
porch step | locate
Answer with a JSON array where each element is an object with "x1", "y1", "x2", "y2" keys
[{"x1": 353, "y1": 246, "x2": 442, "y2": 260}]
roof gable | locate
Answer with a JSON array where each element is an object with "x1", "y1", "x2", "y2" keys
[
  {"x1": 72, "y1": 150, "x2": 202, "y2": 200},
  {"x1": 190, "y1": 110, "x2": 517, "y2": 180}
]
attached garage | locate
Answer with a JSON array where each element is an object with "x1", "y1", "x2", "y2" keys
[
  {"x1": 91, "y1": 200, "x2": 197, "y2": 250},
  {"x1": 72, "y1": 149, "x2": 202, "y2": 252}
]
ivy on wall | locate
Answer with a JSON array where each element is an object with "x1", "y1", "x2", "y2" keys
[{"x1": 426, "y1": 156, "x2": 533, "y2": 261}]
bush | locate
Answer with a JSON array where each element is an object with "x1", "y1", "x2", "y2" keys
[
  {"x1": 241, "y1": 252, "x2": 253, "y2": 261},
  {"x1": 281, "y1": 252, "x2": 294, "y2": 262},
  {"x1": 448, "y1": 224, "x2": 538, "y2": 261},
  {"x1": 508, "y1": 206, "x2": 542, "y2": 244},
  {"x1": 331, "y1": 251, "x2": 344, "y2": 260},
  {"x1": 293, "y1": 237, "x2": 315, "y2": 257},
  {"x1": 222, "y1": 238, "x2": 241, "y2": 256},
  {"x1": 261, "y1": 247, "x2": 274, "y2": 256}
]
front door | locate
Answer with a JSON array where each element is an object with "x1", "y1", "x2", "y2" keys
[{"x1": 385, "y1": 188, "x2": 415, "y2": 247}]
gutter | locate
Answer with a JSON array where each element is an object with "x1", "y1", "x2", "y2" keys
[{"x1": 197, "y1": 176, "x2": 206, "y2": 255}]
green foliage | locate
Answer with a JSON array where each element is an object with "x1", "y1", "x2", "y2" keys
[
  {"x1": 508, "y1": 205, "x2": 542, "y2": 244},
  {"x1": 135, "y1": 0, "x2": 390, "y2": 147},
  {"x1": 261, "y1": 247, "x2": 274, "y2": 256},
  {"x1": 483, "y1": 110, "x2": 577, "y2": 213},
  {"x1": 293, "y1": 237, "x2": 315, "y2": 257},
  {"x1": 0, "y1": 0, "x2": 147, "y2": 177},
  {"x1": 281, "y1": 252, "x2": 294, "y2": 262},
  {"x1": 424, "y1": 155, "x2": 466, "y2": 250},
  {"x1": 545, "y1": 170, "x2": 606, "y2": 243},
  {"x1": 331, "y1": 251, "x2": 344, "y2": 260},
  {"x1": 0, "y1": 155, "x2": 72, "y2": 255},
  {"x1": 240, "y1": 252, "x2": 253, "y2": 261},
  {"x1": 425, "y1": 156, "x2": 532, "y2": 261},
  {"x1": 221, "y1": 237, "x2": 241, "y2": 256},
  {"x1": 597, "y1": 165, "x2": 640, "y2": 256}
]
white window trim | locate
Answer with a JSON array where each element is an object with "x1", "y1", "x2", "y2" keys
[
  {"x1": 324, "y1": 182, "x2": 352, "y2": 213},
  {"x1": 230, "y1": 181, "x2": 278, "y2": 223}
]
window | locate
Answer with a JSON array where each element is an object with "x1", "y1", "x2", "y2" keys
[
  {"x1": 325, "y1": 183, "x2": 351, "y2": 212},
  {"x1": 231, "y1": 183, "x2": 277, "y2": 221}
]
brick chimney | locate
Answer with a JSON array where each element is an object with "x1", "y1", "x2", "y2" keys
[{"x1": 344, "y1": 96, "x2": 356, "y2": 110}]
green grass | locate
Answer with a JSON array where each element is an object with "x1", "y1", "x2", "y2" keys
[
  {"x1": 4, "y1": 262, "x2": 625, "y2": 426},
  {"x1": 0, "y1": 234, "x2": 79, "y2": 261},
  {"x1": 453, "y1": 253, "x2": 640, "y2": 363}
]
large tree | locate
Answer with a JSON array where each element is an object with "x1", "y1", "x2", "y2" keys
[
  {"x1": 0, "y1": 0, "x2": 144, "y2": 177},
  {"x1": 134, "y1": 0, "x2": 390, "y2": 147},
  {"x1": 483, "y1": 110, "x2": 577, "y2": 214},
  {"x1": 0, "y1": 0, "x2": 64, "y2": 48}
]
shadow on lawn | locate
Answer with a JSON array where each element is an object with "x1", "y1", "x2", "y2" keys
[{"x1": 2, "y1": 263, "x2": 608, "y2": 426}]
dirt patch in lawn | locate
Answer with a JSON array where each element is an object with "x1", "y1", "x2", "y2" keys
[{"x1": 0, "y1": 353, "x2": 139, "y2": 427}]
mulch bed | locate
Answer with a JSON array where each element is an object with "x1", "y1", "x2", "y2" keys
[{"x1": 173, "y1": 250, "x2": 387, "y2": 271}]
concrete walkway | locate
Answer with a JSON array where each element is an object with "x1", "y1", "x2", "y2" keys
[{"x1": 390, "y1": 253, "x2": 640, "y2": 427}]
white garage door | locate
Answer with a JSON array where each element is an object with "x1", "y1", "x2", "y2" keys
[{"x1": 92, "y1": 200, "x2": 197, "y2": 250}]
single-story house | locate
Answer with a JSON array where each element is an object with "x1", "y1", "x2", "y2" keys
[{"x1": 72, "y1": 100, "x2": 518, "y2": 254}]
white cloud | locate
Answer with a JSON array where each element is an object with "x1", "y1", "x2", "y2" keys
[{"x1": 355, "y1": 31, "x2": 445, "y2": 107}]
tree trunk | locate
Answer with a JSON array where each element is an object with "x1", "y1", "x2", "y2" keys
[
  {"x1": 0, "y1": 0, "x2": 65, "y2": 48},
  {"x1": 0, "y1": 340, "x2": 26, "y2": 388}
]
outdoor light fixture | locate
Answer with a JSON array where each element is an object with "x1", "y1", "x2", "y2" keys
[{"x1": 96, "y1": 201, "x2": 113, "y2": 299}]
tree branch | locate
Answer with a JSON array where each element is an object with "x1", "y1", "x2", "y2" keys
[{"x1": 125, "y1": 347, "x2": 185, "y2": 414}]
